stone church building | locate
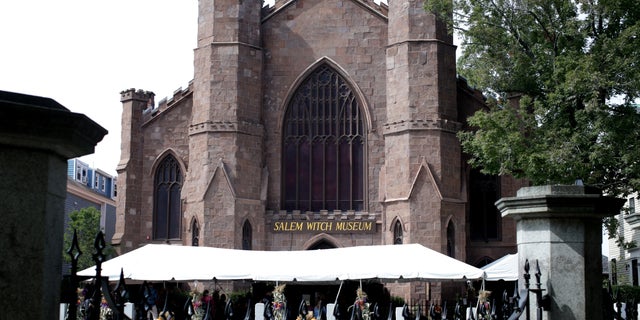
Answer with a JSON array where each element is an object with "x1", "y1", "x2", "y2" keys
[{"x1": 113, "y1": 0, "x2": 527, "y2": 300}]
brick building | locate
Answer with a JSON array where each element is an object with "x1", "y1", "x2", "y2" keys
[
  {"x1": 66, "y1": 158, "x2": 117, "y2": 243},
  {"x1": 113, "y1": 0, "x2": 527, "y2": 300}
]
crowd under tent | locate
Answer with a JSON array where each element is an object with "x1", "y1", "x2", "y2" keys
[{"x1": 78, "y1": 243, "x2": 484, "y2": 283}]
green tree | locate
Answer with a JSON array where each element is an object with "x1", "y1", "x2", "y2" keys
[
  {"x1": 63, "y1": 207, "x2": 113, "y2": 270},
  {"x1": 425, "y1": 0, "x2": 640, "y2": 197}
]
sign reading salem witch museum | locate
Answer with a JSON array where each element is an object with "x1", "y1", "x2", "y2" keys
[{"x1": 272, "y1": 220, "x2": 376, "y2": 233}]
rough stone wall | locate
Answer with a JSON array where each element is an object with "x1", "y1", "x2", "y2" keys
[
  {"x1": 185, "y1": 0, "x2": 264, "y2": 250},
  {"x1": 139, "y1": 96, "x2": 192, "y2": 246}
]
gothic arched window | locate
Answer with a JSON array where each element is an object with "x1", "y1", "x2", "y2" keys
[
  {"x1": 393, "y1": 220, "x2": 403, "y2": 245},
  {"x1": 191, "y1": 219, "x2": 199, "y2": 246},
  {"x1": 308, "y1": 240, "x2": 337, "y2": 250},
  {"x1": 283, "y1": 64, "x2": 365, "y2": 212},
  {"x1": 242, "y1": 220, "x2": 252, "y2": 250},
  {"x1": 153, "y1": 155, "x2": 182, "y2": 240},
  {"x1": 447, "y1": 220, "x2": 455, "y2": 257},
  {"x1": 469, "y1": 168, "x2": 501, "y2": 241}
]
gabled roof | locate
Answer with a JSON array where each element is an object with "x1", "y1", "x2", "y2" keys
[{"x1": 262, "y1": 0, "x2": 388, "y2": 23}]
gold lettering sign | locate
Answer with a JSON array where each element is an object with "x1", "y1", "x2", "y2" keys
[{"x1": 272, "y1": 221, "x2": 375, "y2": 233}]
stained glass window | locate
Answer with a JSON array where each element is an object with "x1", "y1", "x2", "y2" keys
[
  {"x1": 283, "y1": 65, "x2": 365, "y2": 212},
  {"x1": 153, "y1": 155, "x2": 182, "y2": 240}
]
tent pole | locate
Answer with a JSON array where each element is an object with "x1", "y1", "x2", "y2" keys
[{"x1": 334, "y1": 280, "x2": 344, "y2": 305}]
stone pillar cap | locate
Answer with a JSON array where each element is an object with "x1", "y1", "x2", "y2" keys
[
  {"x1": 0, "y1": 90, "x2": 107, "y2": 159},
  {"x1": 496, "y1": 184, "x2": 624, "y2": 220}
]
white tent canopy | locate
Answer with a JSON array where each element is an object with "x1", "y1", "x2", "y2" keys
[
  {"x1": 78, "y1": 243, "x2": 484, "y2": 282},
  {"x1": 481, "y1": 253, "x2": 518, "y2": 281}
]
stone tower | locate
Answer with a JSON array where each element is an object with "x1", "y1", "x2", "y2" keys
[
  {"x1": 383, "y1": 1, "x2": 463, "y2": 254},
  {"x1": 184, "y1": 0, "x2": 265, "y2": 249},
  {"x1": 382, "y1": 0, "x2": 464, "y2": 299},
  {"x1": 113, "y1": 89, "x2": 154, "y2": 249}
]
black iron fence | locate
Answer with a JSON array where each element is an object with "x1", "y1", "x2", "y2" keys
[
  {"x1": 397, "y1": 259, "x2": 549, "y2": 320},
  {"x1": 605, "y1": 281, "x2": 639, "y2": 320},
  {"x1": 61, "y1": 230, "x2": 130, "y2": 320}
]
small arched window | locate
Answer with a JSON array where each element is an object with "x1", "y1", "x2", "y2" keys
[
  {"x1": 393, "y1": 220, "x2": 403, "y2": 245},
  {"x1": 153, "y1": 155, "x2": 182, "y2": 240},
  {"x1": 282, "y1": 64, "x2": 365, "y2": 212},
  {"x1": 242, "y1": 220, "x2": 252, "y2": 250},
  {"x1": 191, "y1": 219, "x2": 199, "y2": 246},
  {"x1": 447, "y1": 220, "x2": 455, "y2": 257}
]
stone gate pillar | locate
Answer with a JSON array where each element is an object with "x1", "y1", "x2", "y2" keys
[
  {"x1": 0, "y1": 91, "x2": 107, "y2": 320},
  {"x1": 496, "y1": 185, "x2": 623, "y2": 320}
]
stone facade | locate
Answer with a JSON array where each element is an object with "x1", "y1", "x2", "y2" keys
[{"x1": 113, "y1": 0, "x2": 528, "y2": 301}]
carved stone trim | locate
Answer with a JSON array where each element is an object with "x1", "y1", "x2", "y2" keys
[
  {"x1": 383, "y1": 119, "x2": 462, "y2": 135},
  {"x1": 266, "y1": 210, "x2": 378, "y2": 222},
  {"x1": 188, "y1": 120, "x2": 264, "y2": 137}
]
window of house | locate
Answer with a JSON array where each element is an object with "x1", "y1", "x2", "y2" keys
[
  {"x1": 633, "y1": 259, "x2": 639, "y2": 286},
  {"x1": 94, "y1": 173, "x2": 100, "y2": 189},
  {"x1": 76, "y1": 165, "x2": 88, "y2": 184},
  {"x1": 153, "y1": 155, "x2": 182, "y2": 240},
  {"x1": 101, "y1": 177, "x2": 106, "y2": 192},
  {"x1": 611, "y1": 259, "x2": 618, "y2": 285},
  {"x1": 113, "y1": 182, "x2": 118, "y2": 198},
  {"x1": 393, "y1": 220, "x2": 403, "y2": 245},
  {"x1": 469, "y1": 168, "x2": 501, "y2": 241},
  {"x1": 282, "y1": 64, "x2": 365, "y2": 212},
  {"x1": 629, "y1": 198, "x2": 636, "y2": 214}
]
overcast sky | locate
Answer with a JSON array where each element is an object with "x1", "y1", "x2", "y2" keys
[
  {"x1": 0, "y1": 1, "x2": 199, "y2": 175},
  {"x1": 0, "y1": 0, "x2": 393, "y2": 176}
]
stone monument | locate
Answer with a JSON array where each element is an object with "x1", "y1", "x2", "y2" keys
[
  {"x1": 496, "y1": 185, "x2": 623, "y2": 320},
  {"x1": 0, "y1": 90, "x2": 107, "y2": 320}
]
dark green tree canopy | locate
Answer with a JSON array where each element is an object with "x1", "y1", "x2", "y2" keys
[
  {"x1": 63, "y1": 207, "x2": 113, "y2": 270},
  {"x1": 427, "y1": 0, "x2": 640, "y2": 196}
]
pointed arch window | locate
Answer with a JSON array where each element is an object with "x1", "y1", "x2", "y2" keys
[
  {"x1": 469, "y1": 168, "x2": 501, "y2": 241},
  {"x1": 447, "y1": 221, "x2": 455, "y2": 257},
  {"x1": 242, "y1": 220, "x2": 252, "y2": 250},
  {"x1": 283, "y1": 64, "x2": 365, "y2": 212},
  {"x1": 308, "y1": 240, "x2": 337, "y2": 250},
  {"x1": 153, "y1": 155, "x2": 182, "y2": 240},
  {"x1": 192, "y1": 219, "x2": 200, "y2": 246},
  {"x1": 393, "y1": 220, "x2": 403, "y2": 245}
]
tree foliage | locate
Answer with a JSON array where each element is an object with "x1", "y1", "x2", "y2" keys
[
  {"x1": 62, "y1": 207, "x2": 113, "y2": 270},
  {"x1": 426, "y1": 0, "x2": 640, "y2": 196}
]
